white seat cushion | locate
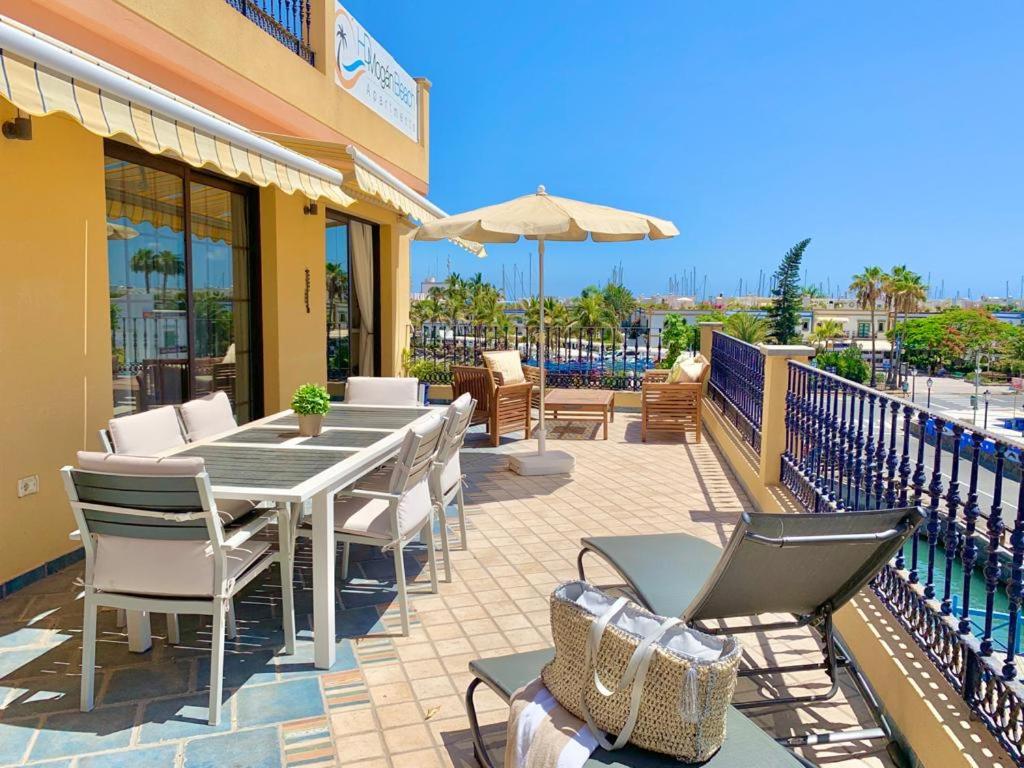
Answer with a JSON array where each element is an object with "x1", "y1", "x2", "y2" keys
[
  {"x1": 179, "y1": 391, "x2": 236, "y2": 441},
  {"x1": 217, "y1": 498, "x2": 260, "y2": 525},
  {"x1": 92, "y1": 537, "x2": 271, "y2": 597},
  {"x1": 108, "y1": 406, "x2": 185, "y2": 455},
  {"x1": 331, "y1": 479, "x2": 432, "y2": 540},
  {"x1": 441, "y1": 453, "x2": 461, "y2": 495},
  {"x1": 345, "y1": 377, "x2": 419, "y2": 406},
  {"x1": 678, "y1": 357, "x2": 708, "y2": 383},
  {"x1": 482, "y1": 351, "x2": 525, "y2": 385},
  {"x1": 77, "y1": 451, "x2": 203, "y2": 475}
]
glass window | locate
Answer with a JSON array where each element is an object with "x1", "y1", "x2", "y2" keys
[
  {"x1": 326, "y1": 211, "x2": 378, "y2": 380},
  {"x1": 106, "y1": 149, "x2": 260, "y2": 421},
  {"x1": 106, "y1": 159, "x2": 188, "y2": 415}
]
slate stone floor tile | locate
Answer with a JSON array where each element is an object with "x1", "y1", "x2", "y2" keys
[
  {"x1": 182, "y1": 724, "x2": 281, "y2": 768},
  {"x1": 235, "y1": 677, "x2": 324, "y2": 728},
  {"x1": 137, "y1": 693, "x2": 231, "y2": 743},
  {"x1": 28, "y1": 704, "x2": 136, "y2": 762}
]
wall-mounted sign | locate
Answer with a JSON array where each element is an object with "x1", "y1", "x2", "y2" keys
[{"x1": 334, "y1": 3, "x2": 419, "y2": 141}]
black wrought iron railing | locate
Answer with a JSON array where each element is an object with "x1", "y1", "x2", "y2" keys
[
  {"x1": 782, "y1": 360, "x2": 1024, "y2": 762},
  {"x1": 225, "y1": 0, "x2": 315, "y2": 65},
  {"x1": 707, "y1": 331, "x2": 764, "y2": 452},
  {"x1": 407, "y1": 324, "x2": 667, "y2": 391}
]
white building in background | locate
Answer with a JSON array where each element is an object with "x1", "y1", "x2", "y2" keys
[
  {"x1": 635, "y1": 293, "x2": 696, "y2": 310},
  {"x1": 412, "y1": 276, "x2": 447, "y2": 301}
]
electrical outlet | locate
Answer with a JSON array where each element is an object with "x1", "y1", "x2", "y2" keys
[{"x1": 17, "y1": 475, "x2": 38, "y2": 498}]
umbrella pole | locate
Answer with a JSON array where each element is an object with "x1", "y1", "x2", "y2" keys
[
  {"x1": 508, "y1": 235, "x2": 573, "y2": 476},
  {"x1": 537, "y1": 238, "x2": 546, "y2": 456}
]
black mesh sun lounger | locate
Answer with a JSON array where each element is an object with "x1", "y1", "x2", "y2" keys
[
  {"x1": 576, "y1": 507, "x2": 924, "y2": 751},
  {"x1": 466, "y1": 648, "x2": 813, "y2": 768}
]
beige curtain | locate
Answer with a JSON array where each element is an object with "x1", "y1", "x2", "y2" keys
[{"x1": 350, "y1": 221, "x2": 375, "y2": 376}]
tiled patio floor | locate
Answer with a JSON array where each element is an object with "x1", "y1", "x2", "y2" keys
[{"x1": 0, "y1": 414, "x2": 893, "y2": 767}]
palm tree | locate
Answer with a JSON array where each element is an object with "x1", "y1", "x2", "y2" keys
[
  {"x1": 573, "y1": 292, "x2": 614, "y2": 329},
  {"x1": 130, "y1": 247, "x2": 160, "y2": 294},
  {"x1": 603, "y1": 283, "x2": 637, "y2": 325},
  {"x1": 809, "y1": 319, "x2": 846, "y2": 350},
  {"x1": 723, "y1": 313, "x2": 768, "y2": 344},
  {"x1": 439, "y1": 273, "x2": 469, "y2": 326},
  {"x1": 410, "y1": 296, "x2": 443, "y2": 326},
  {"x1": 155, "y1": 250, "x2": 184, "y2": 306},
  {"x1": 850, "y1": 266, "x2": 887, "y2": 386},
  {"x1": 470, "y1": 284, "x2": 504, "y2": 326},
  {"x1": 885, "y1": 266, "x2": 927, "y2": 386},
  {"x1": 326, "y1": 262, "x2": 348, "y2": 324}
]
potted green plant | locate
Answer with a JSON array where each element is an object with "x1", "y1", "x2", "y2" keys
[{"x1": 291, "y1": 383, "x2": 330, "y2": 436}]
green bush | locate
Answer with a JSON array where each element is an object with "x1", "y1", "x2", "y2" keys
[
  {"x1": 815, "y1": 347, "x2": 869, "y2": 384},
  {"x1": 291, "y1": 383, "x2": 330, "y2": 415},
  {"x1": 407, "y1": 359, "x2": 450, "y2": 382}
]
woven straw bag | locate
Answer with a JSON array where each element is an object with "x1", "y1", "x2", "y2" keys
[{"x1": 542, "y1": 581, "x2": 742, "y2": 761}]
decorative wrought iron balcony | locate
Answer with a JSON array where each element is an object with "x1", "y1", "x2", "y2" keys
[
  {"x1": 225, "y1": 0, "x2": 314, "y2": 65},
  {"x1": 399, "y1": 323, "x2": 669, "y2": 390},
  {"x1": 781, "y1": 360, "x2": 1024, "y2": 763}
]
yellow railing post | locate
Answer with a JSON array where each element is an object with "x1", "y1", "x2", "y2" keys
[{"x1": 757, "y1": 345, "x2": 814, "y2": 485}]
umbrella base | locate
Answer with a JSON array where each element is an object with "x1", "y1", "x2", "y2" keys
[{"x1": 508, "y1": 449, "x2": 575, "y2": 476}]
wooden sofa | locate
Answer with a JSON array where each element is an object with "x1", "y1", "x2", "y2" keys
[
  {"x1": 640, "y1": 356, "x2": 710, "y2": 442},
  {"x1": 452, "y1": 365, "x2": 533, "y2": 447}
]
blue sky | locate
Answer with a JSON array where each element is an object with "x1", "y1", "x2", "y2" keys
[{"x1": 344, "y1": 1, "x2": 1024, "y2": 301}]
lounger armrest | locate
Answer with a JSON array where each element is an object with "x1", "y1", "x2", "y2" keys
[{"x1": 220, "y1": 510, "x2": 277, "y2": 550}]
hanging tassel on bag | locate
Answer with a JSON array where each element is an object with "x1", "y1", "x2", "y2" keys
[{"x1": 679, "y1": 665, "x2": 700, "y2": 723}]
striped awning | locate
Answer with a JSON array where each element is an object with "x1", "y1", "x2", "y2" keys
[
  {"x1": 0, "y1": 15, "x2": 355, "y2": 209},
  {"x1": 346, "y1": 147, "x2": 486, "y2": 257}
]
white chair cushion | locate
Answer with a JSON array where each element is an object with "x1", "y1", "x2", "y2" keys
[
  {"x1": 482, "y1": 351, "x2": 525, "y2": 385},
  {"x1": 345, "y1": 377, "x2": 419, "y2": 406},
  {"x1": 332, "y1": 479, "x2": 432, "y2": 540},
  {"x1": 179, "y1": 391, "x2": 237, "y2": 441},
  {"x1": 76, "y1": 451, "x2": 254, "y2": 524},
  {"x1": 107, "y1": 406, "x2": 185, "y2": 455},
  {"x1": 679, "y1": 357, "x2": 708, "y2": 383},
  {"x1": 441, "y1": 453, "x2": 462, "y2": 495},
  {"x1": 77, "y1": 451, "x2": 203, "y2": 475},
  {"x1": 92, "y1": 537, "x2": 270, "y2": 597}
]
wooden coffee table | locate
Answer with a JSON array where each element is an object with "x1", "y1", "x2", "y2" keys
[{"x1": 542, "y1": 389, "x2": 615, "y2": 439}]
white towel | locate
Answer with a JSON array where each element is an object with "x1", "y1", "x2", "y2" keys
[{"x1": 506, "y1": 677, "x2": 599, "y2": 768}]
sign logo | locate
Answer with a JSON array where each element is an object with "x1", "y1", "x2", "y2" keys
[{"x1": 333, "y1": 3, "x2": 419, "y2": 141}]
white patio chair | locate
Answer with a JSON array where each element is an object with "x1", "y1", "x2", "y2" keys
[
  {"x1": 62, "y1": 452, "x2": 295, "y2": 726},
  {"x1": 99, "y1": 402, "x2": 253, "y2": 641},
  {"x1": 344, "y1": 376, "x2": 420, "y2": 406},
  {"x1": 297, "y1": 413, "x2": 445, "y2": 635},
  {"x1": 179, "y1": 390, "x2": 237, "y2": 441},
  {"x1": 102, "y1": 405, "x2": 186, "y2": 455},
  {"x1": 430, "y1": 393, "x2": 476, "y2": 554}
]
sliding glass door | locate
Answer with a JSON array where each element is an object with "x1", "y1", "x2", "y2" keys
[
  {"x1": 106, "y1": 143, "x2": 261, "y2": 421},
  {"x1": 326, "y1": 210, "x2": 379, "y2": 380}
]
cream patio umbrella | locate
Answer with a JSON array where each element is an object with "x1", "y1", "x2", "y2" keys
[{"x1": 413, "y1": 186, "x2": 678, "y2": 476}]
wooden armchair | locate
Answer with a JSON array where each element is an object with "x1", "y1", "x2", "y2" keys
[
  {"x1": 452, "y1": 366, "x2": 533, "y2": 447},
  {"x1": 640, "y1": 358, "x2": 710, "y2": 443},
  {"x1": 522, "y1": 363, "x2": 543, "y2": 409}
]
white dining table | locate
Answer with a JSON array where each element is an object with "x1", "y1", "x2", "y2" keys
[{"x1": 160, "y1": 402, "x2": 440, "y2": 669}]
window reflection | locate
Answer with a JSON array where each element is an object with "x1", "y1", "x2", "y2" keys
[{"x1": 105, "y1": 153, "x2": 256, "y2": 422}]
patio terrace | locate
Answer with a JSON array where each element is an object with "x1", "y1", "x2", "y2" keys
[{"x1": 0, "y1": 415, "x2": 894, "y2": 768}]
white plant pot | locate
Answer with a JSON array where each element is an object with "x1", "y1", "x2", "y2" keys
[{"x1": 297, "y1": 413, "x2": 324, "y2": 437}]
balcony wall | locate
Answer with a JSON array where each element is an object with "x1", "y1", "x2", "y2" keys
[{"x1": 698, "y1": 323, "x2": 1009, "y2": 768}]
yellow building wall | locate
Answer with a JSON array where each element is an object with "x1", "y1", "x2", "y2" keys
[
  {"x1": 111, "y1": 0, "x2": 429, "y2": 187},
  {"x1": 259, "y1": 187, "x2": 329, "y2": 412},
  {"x1": 0, "y1": 108, "x2": 112, "y2": 585}
]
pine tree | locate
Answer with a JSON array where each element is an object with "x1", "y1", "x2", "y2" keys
[{"x1": 766, "y1": 239, "x2": 811, "y2": 344}]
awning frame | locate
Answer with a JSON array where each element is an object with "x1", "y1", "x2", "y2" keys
[{"x1": 0, "y1": 14, "x2": 354, "y2": 207}]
